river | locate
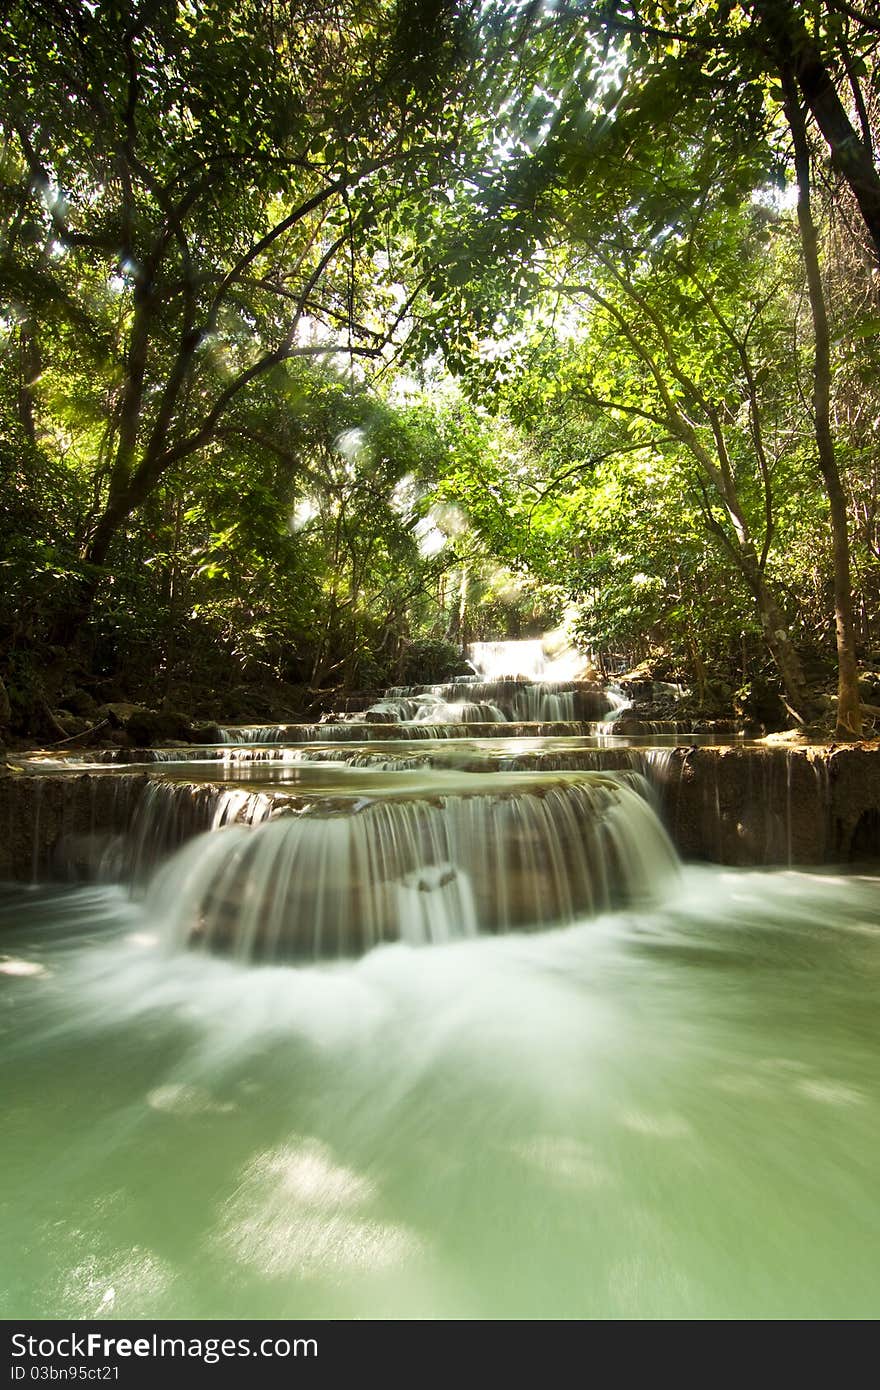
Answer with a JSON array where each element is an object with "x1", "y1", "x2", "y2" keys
[{"x1": 1, "y1": 861, "x2": 878, "y2": 1319}]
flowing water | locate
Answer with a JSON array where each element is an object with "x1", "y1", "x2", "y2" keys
[
  {"x1": 2, "y1": 868, "x2": 879, "y2": 1320},
  {"x1": 2, "y1": 642, "x2": 879, "y2": 1319}
]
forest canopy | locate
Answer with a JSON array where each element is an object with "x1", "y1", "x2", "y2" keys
[{"x1": 2, "y1": 0, "x2": 880, "y2": 737}]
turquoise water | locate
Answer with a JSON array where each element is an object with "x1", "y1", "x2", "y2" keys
[{"x1": 1, "y1": 865, "x2": 879, "y2": 1319}]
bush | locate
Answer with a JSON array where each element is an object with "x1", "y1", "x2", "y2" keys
[{"x1": 401, "y1": 638, "x2": 469, "y2": 685}]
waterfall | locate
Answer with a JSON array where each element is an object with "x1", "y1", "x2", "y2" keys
[
  {"x1": 601, "y1": 683, "x2": 632, "y2": 724},
  {"x1": 364, "y1": 695, "x2": 508, "y2": 723},
  {"x1": 15, "y1": 639, "x2": 865, "y2": 967},
  {"x1": 468, "y1": 639, "x2": 548, "y2": 680},
  {"x1": 350, "y1": 680, "x2": 611, "y2": 726},
  {"x1": 215, "y1": 716, "x2": 610, "y2": 742},
  {"x1": 468, "y1": 637, "x2": 592, "y2": 682},
  {"x1": 148, "y1": 774, "x2": 679, "y2": 961}
]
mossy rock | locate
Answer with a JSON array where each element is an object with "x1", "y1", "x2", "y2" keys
[
  {"x1": 98, "y1": 703, "x2": 193, "y2": 745},
  {"x1": 190, "y1": 722, "x2": 224, "y2": 745},
  {"x1": 58, "y1": 688, "x2": 99, "y2": 717}
]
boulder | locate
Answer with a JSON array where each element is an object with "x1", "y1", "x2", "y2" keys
[
  {"x1": 858, "y1": 672, "x2": 880, "y2": 702},
  {"x1": 190, "y1": 722, "x2": 224, "y2": 745},
  {"x1": 58, "y1": 688, "x2": 99, "y2": 718},
  {"x1": 100, "y1": 702, "x2": 146, "y2": 728},
  {"x1": 126, "y1": 709, "x2": 193, "y2": 745},
  {"x1": 98, "y1": 703, "x2": 193, "y2": 745}
]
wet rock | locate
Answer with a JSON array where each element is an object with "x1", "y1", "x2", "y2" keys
[
  {"x1": 0, "y1": 772, "x2": 150, "y2": 880},
  {"x1": 655, "y1": 744, "x2": 880, "y2": 865},
  {"x1": 98, "y1": 703, "x2": 193, "y2": 745},
  {"x1": 824, "y1": 744, "x2": 880, "y2": 859},
  {"x1": 190, "y1": 722, "x2": 224, "y2": 745}
]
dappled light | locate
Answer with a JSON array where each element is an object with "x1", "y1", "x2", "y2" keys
[{"x1": 2, "y1": 0, "x2": 880, "y2": 1328}]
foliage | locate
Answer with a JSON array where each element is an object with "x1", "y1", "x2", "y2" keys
[{"x1": 2, "y1": 0, "x2": 880, "y2": 730}]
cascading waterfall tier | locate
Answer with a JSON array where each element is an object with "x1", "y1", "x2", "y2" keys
[
  {"x1": 208, "y1": 641, "x2": 680, "y2": 739},
  {"x1": 318, "y1": 640, "x2": 613, "y2": 728},
  {"x1": 149, "y1": 773, "x2": 679, "y2": 961},
  {"x1": 18, "y1": 635, "x2": 834, "y2": 970},
  {"x1": 217, "y1": 716, "x2": 612, "y2": 742},
  {"x1": 467, "y1": 637, "x2": 594, "y2": 682},
  {"x1": 11, "y1": 744, "x2": 880, "y2": 888},
  {"x1": 364, "y1": 678, "x2": 611, "y2": 725}
]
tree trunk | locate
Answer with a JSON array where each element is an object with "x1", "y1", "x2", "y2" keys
[
  {"x1": 731, "y1": 536, "x2": 815, "y2": 720},
  {"x1": 755, "y1": 571, "x2": 814, "y2": 721},
  {"x1": 685, "y1": 431, "x2": 815, "y2": 719},
  {"x1": 162, "y1": 494, "x2": 184, "y2": 706},
  {"x1": 0, "y1": 673, "x2": 11, "y2": 729},
  {"x1": 756, "y1": 0, "x2": 880, "y2": 265},
  {"x1": 688, "y1": 632, "x2": 708, "y2": 706},
  {"x1": 457, "y1": 565, "x2": 469, "y2": 651},
  {"x1": 18, "y1": 322, "x2": 40, "y2": 446},
  {"x1": 784, "y1": 66, "x2": 863, "y2": 739},
  {"x1": 52, "y1": 472, "x2": 156, "y2": 648}
]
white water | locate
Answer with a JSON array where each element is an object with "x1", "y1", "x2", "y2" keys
[
  {"x1": 144, "y1": 773, "x2": 678, "y2": 959},
  {"x1": 601, "y1": 683, "x2": 632, "y2": 725},
  {"x1": 215, "y1": 645, "x2": 616, "y2": 738},
  {"x1": 365, "y1": 694, "x2": 508, "y2": 723},
  {"x1": 217, "y1": 716, "x2": 602, "y2": 741},
  {"x1": 2, "y1": 865, "x2": 879, "y2": 1318},
  {"x1": 361, "y1": 680, "x2": 609, "y2": 725},
  {"x1": 468, "y1": 637, "x2": 592, "y2": 682},
  {"x1": 10, "y1": 656, "x2": 879, "y2": 1318}
]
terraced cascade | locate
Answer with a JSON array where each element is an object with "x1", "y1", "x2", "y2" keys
[
  {"x1": 215, "y1": 717, "x2": 620, "y2": 743},
  {"x1": 356, "y1": 679, "x2": 613, "y2": 725},
  {"x1": 148, "y1": 771, "x2": 677, "y2": 960},
  {"x1": 4, "y1": 803, "x2": 880, "y2": 1319},
  {"x1": 216, "y1": 639, "x2": 619, "y2": 739},
  {"x1": 3, "y1": 638, "x2": 880, "y2": 1318}
]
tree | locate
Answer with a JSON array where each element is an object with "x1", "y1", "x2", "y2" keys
[
  {"x1": 0, "y1": 0, "x2": 474, "y2": 632},
  {"x1": 405, "y1": 1, "x2": 878, "y2": 725},
  {"x1": 492, "y1": 207, "x2": 824, "y2": 717},
  {"x1": 578, "y1": 0, "x2": 880, "y2": 264},
  {"x1": 783, "y1": 65, "x2": 863, "y2": 733}
]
